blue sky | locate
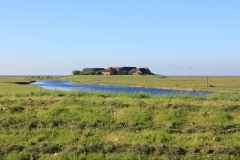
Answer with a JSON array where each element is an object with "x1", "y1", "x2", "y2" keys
[{"x1": 1, "y1": 0, "x2": 240, "y2": 75}]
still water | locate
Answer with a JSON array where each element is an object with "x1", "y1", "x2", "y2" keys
[{"x1": 30, "y1": 80, "x2": 210, "y2": 95}]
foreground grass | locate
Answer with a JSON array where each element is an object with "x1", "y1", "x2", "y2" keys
[
  {"x1": 1, "y1": 88, "x2": 240, "y2": 159},
  {"x1": 61, "y1": 75, "x2": 240, "y2": 94}
]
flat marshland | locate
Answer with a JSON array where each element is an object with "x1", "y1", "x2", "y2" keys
[{"x1": 0, "y1": 76, "x2": 240, "y2": 159}]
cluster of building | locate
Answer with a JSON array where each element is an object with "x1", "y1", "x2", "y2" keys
[{"x1": 80, "y1": 67, "x2": 153, "y2": 75}]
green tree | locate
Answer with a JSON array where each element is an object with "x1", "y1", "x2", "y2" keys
[
  {"x1": 128, "y1": 69, "x2": 136, "y2": 75},
  {"x1": 72, "y1": 70, "x2": 81, "y2": 75},
  {"x1": 90, "y1": 71, "x2": 96, "y2": 75},
  {"x1": 95, "y1": 71, "x2": 101, "y2": 75},
  {"x1": 122, "y1": 71, "x2": 128, "y2": 75}
]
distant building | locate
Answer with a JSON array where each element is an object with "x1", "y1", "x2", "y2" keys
[
  {"x1": 134, "y1": 68, "x2": 152, "y2": 75},
  {"x1": 99, "y1": 70, "x2": 115, "y2": 75},
  {"x1": 106, "y1": 66, "x2": 137, "y2": 75},
  {"x1": 79, "y1": 66, "x2": 153, "y2": 75},
  {"x1": 107, "y1": 67, "x2": 121, "y2": 75},
  {"x1": 121, "y1": 67, "x2": 137, "y2": 72}
]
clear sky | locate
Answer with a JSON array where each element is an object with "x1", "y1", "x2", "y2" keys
[{"x1": 1, "y1": 0, "x2": 240, "y2": 75}]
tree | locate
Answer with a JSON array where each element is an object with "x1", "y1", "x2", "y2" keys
[
  {"x1": 95, "y1": 71, "x2": 102, "y2": 75},
  {"x1": 128, "y1": 69, "x2": 137, "y2": 75},
  {"x1": 122, "y1": 71, "x2": 128, "y2": 75},
  {"x1": 72, "y1": 70, "x2": 81, "y2": 75},
  {"x1": 90, "y1": 71, "x2": 96, "y2": 75}
]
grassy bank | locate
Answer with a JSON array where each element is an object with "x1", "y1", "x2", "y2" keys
[
  {"x1": 1, "y1": 88, "x2": 240, "y2": 159},
  {"x1": 61, "y1": 75, "x2": 240, "y2": 94},
  {"x1": 0, "y1": 76, "x2": 60, "y2": 93}
]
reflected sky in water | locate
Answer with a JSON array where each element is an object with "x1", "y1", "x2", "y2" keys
[{"x1": 30, "y1": 80, "x2": 210, "y2": 96}]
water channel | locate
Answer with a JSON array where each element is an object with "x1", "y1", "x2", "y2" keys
[{"x1": 30, "y1": 80, "x2": 210, "y2": 96}]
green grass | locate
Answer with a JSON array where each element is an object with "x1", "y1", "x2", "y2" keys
[
  {"x1": 1, "y1": 76, "x2": 240, "y2": 159},
  {"x1": 0, "y1": 83, "x2": 39, "y2": 93},
  {"x1": 0, "y1": 87, "x2": 240, "y2": 159},
  {"x1": 0, "y1": 76, "x2": 61, "y2": 93}
]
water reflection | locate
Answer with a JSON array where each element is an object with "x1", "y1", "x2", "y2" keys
[{"x1": 30, "y1": 80, "x2": 210, "y2": 96}]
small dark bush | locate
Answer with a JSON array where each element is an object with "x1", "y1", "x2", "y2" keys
[
  {"x1": 29, "y1": 121, "x2": 38, "y2": 130},
  {"x1": 10, "y1": 106, "x2": 24, "y2": 114},
  {"x1": 40, "y1": 144, "x2": 63, "y2": 154},
  {"x1": 52, "y1": 120, "x2": 65, "y2": 127},
  {"x1": 57, "y1": 93, "x2": 65, "y2": 97},
  {"x1": 3, "y1": 144, "x2": 24, "y2": 154},
  {"x1": 136, "y1": 92, "x2": 150, "y2": 98}
]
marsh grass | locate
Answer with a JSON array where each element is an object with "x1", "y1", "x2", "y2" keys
[{"x1": 1, "y1": 77, "x2": 240, "y2": 159}]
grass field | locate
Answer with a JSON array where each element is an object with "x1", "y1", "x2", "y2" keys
[{"x1": 0, "y1": 76, "x2": 240, "y2": 159}]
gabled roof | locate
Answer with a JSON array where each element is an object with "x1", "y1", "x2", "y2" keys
[
  {"x1": 137, "y1": 68, "x2": 152, "y2": 74},
  {"x1": 108, "y1": 67, "x2": 121, "y2": 71},
  {"x1": 121, "y1": 67, "x2": 137, "y2": 72},
  {"x1": 82, "y1": 68, "x2": 105, "y2": 73},
  {"x1": 82, "y1": 68, "x2": 94, "y2": 72},
  {"x1": 95, "y1": 68, "x2": 105, "y2": 70}
]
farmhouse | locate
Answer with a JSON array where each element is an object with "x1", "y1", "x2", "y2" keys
[
  {"x1": 121, "y1": 67, "x2": 137, "y2": 72},
  {"x1": 107, "y1": 67, "x2": 122, "y2": 75},
  {"x1": 106, "y1": 66, "x2": 137, "y2": 75},
  {"x1": 134, "y1": 68, "x2": 152, "y2": 75},
  {"x1": 78, "y1": 66, "x2": 153, "y2": 75},
  {"x1": 99, "y1": 70, "x2": 115, "y2": 75}
]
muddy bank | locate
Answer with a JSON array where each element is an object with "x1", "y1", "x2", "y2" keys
[{"x1": 14, "y1": 81, "x2": 36, "y2": 85}]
